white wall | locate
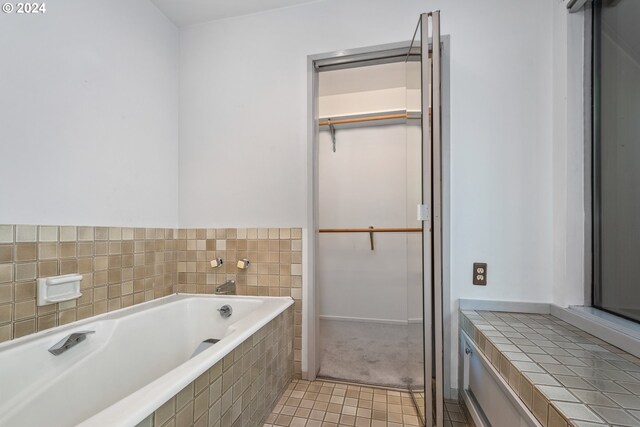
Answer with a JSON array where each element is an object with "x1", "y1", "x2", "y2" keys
[
  {"x1": 179, "y1": 0, "x2": 556, "y2": 386},
  {"x1": 179, "y1": 0, "x2": 555, "y2": 289},
  {"x1": 316, "y1": 65, "x2": 421, "y2": 324},
  {"x1": 0, "y1": 0, "x2": 572, "y2": 393},
  {"x1": 551, "y1": 3, "x2": 589, "y2": 309},
  {"x1": 0, "y1": 0, "x2": 179, "y2": 227},
  {"x1": 180, "y1": 0, "x2": 534, "y2": 230},
  {"x1": 317, "y1": 124, "x2": 421, "y2": 323}
]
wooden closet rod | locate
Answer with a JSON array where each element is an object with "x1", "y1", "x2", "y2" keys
[
  {"x1": 318, "y1": 227, "x2": 422, "y2": 233},
  {"x1": 319, "y1": 109, "x2": 428, "y2": 128},
  {"x1": 319, "y1": 227, "x2": 422, "y2": 250},
  {"x1": 319, "y1": 113, "x2": 408, "y2": 127}
]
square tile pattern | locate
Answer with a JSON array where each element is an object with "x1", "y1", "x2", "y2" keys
[
  {"x1": 136, "y1": 305, "x2": 294, "y2": 427},
  {"x1": 0, "y1": 225, "x2": 177, "y2": 344},
  {"x1": 411, "y1": 392, "x2": 472, "y2": 427},
  {"x1": 0, "y1": 224, "x2": 303, "y2": 376},
  {"x1": 175, "y1": 227, "x2": 303, "y2": 375},
  {"x1": 461, "y1": 310, "x2": 640, "y2": 427},
  {"x1": 444, "y1": 400, "x2": 472, "y2": 427},
  {"x1": 264, "y1": 379, "x2": 470, "y2": 427}
]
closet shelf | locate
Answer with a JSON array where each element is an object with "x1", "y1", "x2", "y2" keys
[{"x1": 319, "y1": 109, "x2": 425, "y2": 152}]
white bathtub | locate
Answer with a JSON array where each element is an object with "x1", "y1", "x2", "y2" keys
[{"x1": 0, "y1": 294, "x2": 293, "y2": 427}]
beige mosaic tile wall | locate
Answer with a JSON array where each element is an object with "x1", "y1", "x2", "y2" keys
[
  {"x1": 0, "y1": 224, "x2": 303, "y2": 376},
  {"x1": 175, "y1": 228, "x2": 303, "y2": 376},
  {"x1": 0, "y1": 224, "x2": 176, "y2": 342},
  {"x1": 136, "y1": 305, "x2": 294, "y2": 427}
]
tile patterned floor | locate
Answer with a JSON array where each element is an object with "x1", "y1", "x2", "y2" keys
[
  {"x1": 444, "y1": 400, "x2": 470, "y2": 427},
  {"x1": 264, "y1": 379, "x2": 470, "y2": 427}
]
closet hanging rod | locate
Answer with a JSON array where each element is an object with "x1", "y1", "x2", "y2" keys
[
  {"x1": 318, "y1": 110, "x2": 424, "y2": 127},
  {"x1": 318, "y1": 227, "x2": 422, "y2": 233},
  {"x1": 320, "y1": 113, "x2": 408, "y2": 127}
]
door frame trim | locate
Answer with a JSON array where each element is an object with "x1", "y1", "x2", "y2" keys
[
  {"x1": 426, "y1": 11, "x2": 444, "y2": 427},
  {"x1": 304, "y1": 36, "x2": 451, "y2": 421},
  {"x1": 304, "y1": 40, "x2": 419, "y2": 384}
]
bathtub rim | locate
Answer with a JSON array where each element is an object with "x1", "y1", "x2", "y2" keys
[
  {"x1": 0, "y1": 293, "x2": 290, "y2": 351},
  {"x1": 0, "y1": 293, "x2": 294, "y2": 427}
]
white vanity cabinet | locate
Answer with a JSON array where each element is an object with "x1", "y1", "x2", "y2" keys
[{"x1": 459, "y1": 332, "x2": 542, "y2": 427}]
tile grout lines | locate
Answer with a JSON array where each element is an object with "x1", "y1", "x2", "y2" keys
[{"x1": 264, "y1": 379, "x2": 470, "y2": 427}]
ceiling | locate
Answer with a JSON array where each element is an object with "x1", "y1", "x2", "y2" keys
[{"x1": 150, "y1": 0, "x2": 319, "y2": 27}]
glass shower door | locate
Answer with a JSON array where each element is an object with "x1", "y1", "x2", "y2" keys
[
  {"x1": 405, "y1": 25, "x2": 425, "y2": 425},
  {"x1": 407, "y1": 11, "x2": 443, "y2": 427}
]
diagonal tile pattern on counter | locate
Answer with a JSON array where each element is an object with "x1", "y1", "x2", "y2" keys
[{"x1": 461, "y1": 310, "x2": 640, "y2": 427}]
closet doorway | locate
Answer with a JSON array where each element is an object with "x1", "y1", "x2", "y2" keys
[
  {"x1": 307, "y1": 11, "x2": 446, "y2": 427},
  {"x1": 316, "y1": 60, "x2": 422, "y2": 389}
]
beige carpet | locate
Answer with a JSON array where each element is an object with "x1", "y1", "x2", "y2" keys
[{"x1": 318, "y1": 319, "x2": 424, "y2": 388}]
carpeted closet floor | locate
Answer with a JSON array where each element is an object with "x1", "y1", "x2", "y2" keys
[{"x1": 318, "y1": 319, "x2": 423, "y2": 389}]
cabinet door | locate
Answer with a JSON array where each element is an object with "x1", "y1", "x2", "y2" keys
[{"x1": 468, "y1": 350, "x2": 528, "y2": 427}]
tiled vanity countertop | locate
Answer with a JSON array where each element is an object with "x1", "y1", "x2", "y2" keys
[{"x1": 461, "y1": 310, "x2": 640, "y2": 427}]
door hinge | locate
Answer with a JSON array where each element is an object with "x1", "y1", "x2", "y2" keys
[{"x1": 417, "y1": 204, "x2": 430, "y2": 222}]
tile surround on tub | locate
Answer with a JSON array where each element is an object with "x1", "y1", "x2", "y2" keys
[
  {"x1": 0, "y1": 224, "x2": 303, "y2": 376},
  {"x1": 135, "y1": 305, "x2": 294, "y2": 427},
  {"x1": 175, "y1": 227, "x2": 303, "y2": 376}
]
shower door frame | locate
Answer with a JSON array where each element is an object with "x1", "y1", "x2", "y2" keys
[{"x1": 304, "y1": 30, "x2": 451, "y2": 426}]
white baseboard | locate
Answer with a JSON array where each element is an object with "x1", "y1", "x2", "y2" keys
[{"x1": 319, "y1": 315, "x2": 410, "y2": 325}]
